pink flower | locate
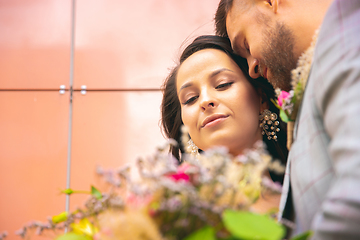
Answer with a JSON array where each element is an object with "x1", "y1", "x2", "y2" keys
[
  {"x1": 169, "y1": 163, "x2": 191, "y2": 182},
  {"x1": 170, "y1": 172, "x2": 190, "y2": 182},
  {"x1": 277, "y1": 91, "x2": 291, "y2": 107}
]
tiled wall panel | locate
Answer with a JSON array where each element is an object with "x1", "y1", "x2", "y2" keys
[
  {"x1": 73, "y1": 0, "x2": 220, "y2": 89},
  {"x1": 69, "y1": 91, "x2": 165, "y2": 210},
  {"x1": 0, "y1": 92, "x2": 69, "y2": 239},
  {"x1": 0, "y1": 0, "x2": 71, "y2": 90}
]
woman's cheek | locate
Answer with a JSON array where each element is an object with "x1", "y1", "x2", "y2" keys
[
  {"x1": 181, "y1": 107, "x2": 197, "y2": 132},
  {"x1": 181, "y1": 107, "x2": 190, "y2": 128}
]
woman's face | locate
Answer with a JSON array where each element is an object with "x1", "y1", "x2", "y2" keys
[{"x1": 176, "y1": 49, "x2": 264, "y2": 156}]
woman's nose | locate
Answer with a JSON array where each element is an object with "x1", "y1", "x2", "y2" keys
[
  {"x1": 248, "y1": 56, "x2": 261, "y2": 79},
  {"x1": 200, "y1": 91, "x2": 217, "y2": 111}
]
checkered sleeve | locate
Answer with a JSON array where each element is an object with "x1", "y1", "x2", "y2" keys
[{"x1": 311, "y1": 0, "x2": 360, "y2": 239}]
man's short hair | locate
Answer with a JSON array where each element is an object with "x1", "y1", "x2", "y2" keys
[{"x1": 215, "y1": 0, "x2": 234, "y2": 37}]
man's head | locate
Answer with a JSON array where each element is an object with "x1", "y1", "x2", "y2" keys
[{"x1": 215, "y1": 0, "x2": 331, "y2": 91}]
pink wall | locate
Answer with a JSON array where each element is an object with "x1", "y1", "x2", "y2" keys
[{"x1": 0, "y1": 0, "x2": 220, "y2": 239}]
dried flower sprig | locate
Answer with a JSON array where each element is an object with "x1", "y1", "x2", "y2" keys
[{"x1": 14, "y1": 137, "x2": 313, "y2": 240}]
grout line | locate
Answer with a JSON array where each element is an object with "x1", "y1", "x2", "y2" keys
[
  {"x1": 65, "y1": 0, "x2": 76, "y2": 217},
  {"x1": 80, "y1": 88, "x2": 161, "y2": 91},
  {"x1": 0, "y1": 88, "x2": 161, "y2": 92},
  {"x1": 0, "y1": 89, "x2": 64, "y2": 91}
]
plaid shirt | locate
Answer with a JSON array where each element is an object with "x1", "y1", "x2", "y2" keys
[{"x1": 279, "y1": 0, "x2": 360, "y2": 239}]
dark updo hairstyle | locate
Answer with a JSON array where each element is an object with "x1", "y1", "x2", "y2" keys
[{"x1": 161, "y1": 35, "x2": 288, "y2": 182}]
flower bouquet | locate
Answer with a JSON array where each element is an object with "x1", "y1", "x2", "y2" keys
[{"x1": 14, "y1": 140, "x2": 311, "y2": 240}]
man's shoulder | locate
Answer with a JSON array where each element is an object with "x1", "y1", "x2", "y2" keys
[
  {"x1": 317, "y1": 0, "x2": 360, "y2": 47},
  {"x1": 309, "y1": 0, "x2": 360, "y2": 106}
]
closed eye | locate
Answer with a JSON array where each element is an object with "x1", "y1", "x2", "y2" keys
[
  {"x1": 183, "y1": 96, "x2": 198, "y2": 105},
  {"x1": 215, "y1": 82, "x2": 234, "y2": 90},
  {"x1": 244, "y1": 39, "x2": 250, "y2": 54}
]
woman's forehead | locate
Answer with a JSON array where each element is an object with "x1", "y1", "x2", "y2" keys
[{"x1": 177, "y1": 48, "x2": 239, "y2": 81}]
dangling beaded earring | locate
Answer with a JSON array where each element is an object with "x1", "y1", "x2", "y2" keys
[
  {"x1": 181, "y1": 125, "x2": 200, "y2": 157},
  {"x1": 186, "y1": 139, "x2": 200, "y2": 157},
  {"x1": 259, "y1": 109, "x2": 280, "y2": 141}
]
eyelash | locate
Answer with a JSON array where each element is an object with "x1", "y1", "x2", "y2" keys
[
  {"x1": 244, "y1": 39, "x2": 250, "y2": 53},
  {"x1": 182, "y1": 82, "x2": 234, "y2": 105},
  {"x1": 183, "y1": 96, "x2": 198, "y2": 105},
  {"x1": 215, "y1": 82, "x2": 233, "y2": 89}
]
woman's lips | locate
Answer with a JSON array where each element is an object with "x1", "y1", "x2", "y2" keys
[{"x1": 201, "y1": 114, "x2": 229, "y2": 128}]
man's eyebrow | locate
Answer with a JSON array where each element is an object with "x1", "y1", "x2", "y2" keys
[{"x1": 210, "y1": 68, "x2": 234, "y2": 78}]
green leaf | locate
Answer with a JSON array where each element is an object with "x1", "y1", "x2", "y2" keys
[
  {"x1": 56, "y1": 233, "x2": 91, "y2": 240},
  {"x1": 222, "y1": 210, "x2": 285, "y2": 240},
  {"x1": 279, "y1": 109, "x2": 289, "y2": 123},
  {"x1": 61, "y1": 189, "x2": 74, "y2": 195},
  {"x1": 183, "y1": 226, "x2": 216, "y2": 240},
  {"x1": 290, "y1": 231, "x2": 313, "y2": 240},
  {"x1": 91, "y1": 186, "x2": 102, "y2": 200},
  {"x1": 52, "y1": 212, "x2": 68, "y2": 223}
]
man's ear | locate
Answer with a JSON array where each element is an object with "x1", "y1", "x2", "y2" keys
[
  {"x1": 260, "y1": 0, "x2": 278, "y2": 14},
  {"x1": 271, "y1": 0, "x2": 278, "y2": 14}
]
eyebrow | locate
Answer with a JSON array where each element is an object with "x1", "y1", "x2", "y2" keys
[
  {"x1": 179, "y1": 82, "x2": 193, "y2": 93},
  {"x1": 210, "y1": 68, "x2": 234, "y2": 78},
  {"x1": 178, "y1": 68, "x2": 234, "y2": 93}
]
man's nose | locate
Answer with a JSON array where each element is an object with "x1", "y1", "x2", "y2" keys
[{"x1": 247, "y1": 56, "x2": 261, "y2": 79}]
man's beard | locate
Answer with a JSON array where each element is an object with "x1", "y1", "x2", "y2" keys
[{"x1": 261, "y1": 22, "x2": 297, "y2": 91}]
